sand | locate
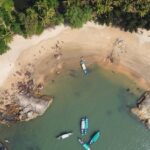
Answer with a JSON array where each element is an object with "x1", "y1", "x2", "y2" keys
[
  {"x1": 0, "y1": 22, "x2": 150, "y2": 91},
  {"x1": 0, "y1": 25, "x2": 68, "y2": 87}
]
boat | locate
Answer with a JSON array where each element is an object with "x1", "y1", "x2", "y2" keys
[
  {"x1": 4, "y1": 139, "x2": 9, "y2": 143},
  {"x1": 89, "y1": 131, "x2": 100, "y2": 145},
  {"x1": 78, "y1": 138, "x2": 91, "y2": 150},
  {"x1": 81, "y1": 117, "x2": 88, "y2": 136},
  {"x1": 56, "y1": 132, "x2": 73, "y2": 140},
  {"x1": 80, "y1": 58, "x2": 88, "y2": 75},
  {"x1": 85, "y1": 117, "x2": 88, "y2": 130}
]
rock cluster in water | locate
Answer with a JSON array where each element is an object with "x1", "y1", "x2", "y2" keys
[{"x1": 132, "y1": 91, "x2": 150, "y2": 129}]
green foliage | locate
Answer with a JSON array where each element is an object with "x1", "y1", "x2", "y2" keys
[
  {"x1": 36, "y1": 23, "x2": 44, "y2": 35},
  {"x1": 65, "y1": 5, "x2": 92, "y2": 28},
  {"x1": 0, "y1": 0, "x2": 14, "y2": 12},
  {"x1": 34, "y1": 1, "x2": 56, "y2": 27},
  {"x1": 0, "y1": 39, "x2": 9, "y2": 54},
  {"x1": 0, "y1": 5, "x2": 13, "y2": 54},
  {"x1": 23, "y1": 8, "x2": 39, "y2": 36},
  {"x1": 0, "y1": 0, "x2": 150, "y2": 54}
]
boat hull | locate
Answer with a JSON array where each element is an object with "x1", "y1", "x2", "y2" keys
[
  {"x1": 80, "y1": 59, "x2": 88, "y2": 75},
  {"x1": 56, "y1": 132, "x2": 73, "y2": 140},
  {"x1": 78, "y1": 138, "x2": 91, "y2": 150},
  {"x1": 81, "y1": 117, "x2": 88, "y2": 136},
  {"x1": 89, "y1": 131, "x2": 100, "y2": 145}
]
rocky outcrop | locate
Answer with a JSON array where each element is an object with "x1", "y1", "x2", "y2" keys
[
  {"x1": 131, "y1": 91, "x2": 150, "y2": 129},
  {"x1": 16, "y1": 94, "x2": 53, "y2": 121},
  {"x1": 0, "y1": 92, "x2": 53, "y2": 124},
  {"x1": 0, "y1": 68, "x2": 53, "y2": 124}
]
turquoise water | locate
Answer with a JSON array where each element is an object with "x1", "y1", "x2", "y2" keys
[{"x1": 0, "y1": 65, "x2": 150, "y2": 150}]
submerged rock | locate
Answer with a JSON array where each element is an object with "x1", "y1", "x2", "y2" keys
[{"x1": 131, "y1": 91, "x2": 150, "y2": 129}]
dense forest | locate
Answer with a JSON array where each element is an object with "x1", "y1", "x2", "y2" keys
[{"x1": 0, "y1": 0, "x2": 150, "y2": 54}]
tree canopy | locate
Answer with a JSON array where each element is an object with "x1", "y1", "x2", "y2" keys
[{"x1": 0, "y1": 0, "x2": 150, "y2": 54}]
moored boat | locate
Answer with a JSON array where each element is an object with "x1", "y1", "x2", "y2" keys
[
  {"x1": 78, "y1": 138, "x2": 91, "y2": 150},
  {"x1": 81, "y1": 117, "x2": 88, "y2": 136},
  {"x1": 83, "y1": 143, "x2": 91, "y2": 150},
  {"x1": 56, "y1": 132, "x2": 73, "y2": 140},
  {"x1": 80, "y1": 58, "x2": 88, "y2": 75},
  {"x1": 85, "y1": 117, "x2": 88, "y2": 130},
  {"x1": 89, "y1": 131, "x2": 100, "y2": 145}
]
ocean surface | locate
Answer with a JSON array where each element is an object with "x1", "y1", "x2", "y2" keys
[{"x1": 0, "y1": 65, "x2": 150, "y2": 150}]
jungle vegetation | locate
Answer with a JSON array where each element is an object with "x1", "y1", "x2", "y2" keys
[{"x1": 0, "y1": 0, "x2": 150, "y2": 54}]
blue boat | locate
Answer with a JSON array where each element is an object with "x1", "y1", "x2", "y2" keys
[
  {"x1": 89, "y1": 131, "x2": 100, "y2": 145},
  {"x1": 78, "y1": 138, "x2": 91, "y2": 150},
  {"x1": 80, "y1": 58, "x2": 88, "y2": 75},
  {"x1": 81, "y1": 117, "x2": 88, "y2": 136}
]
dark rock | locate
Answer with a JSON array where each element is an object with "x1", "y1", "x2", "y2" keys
[
  {"x1": 16, "y1": 71, "x2": 22, "y2": 76},
  {"x1": 25, "y1": 71, "x2": 32, "y2": 78},
  {"x1": 37, "y1": 83, "x2": 43, "y2": 90}
]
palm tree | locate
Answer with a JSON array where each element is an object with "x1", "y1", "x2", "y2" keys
[{"x1": 34, "y1": 0, "x2": 56, "y2": 27}]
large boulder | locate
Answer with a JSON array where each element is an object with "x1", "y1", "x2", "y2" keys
[{"x1": 16, "y1": 94, "x2": 53, "y2": 121}]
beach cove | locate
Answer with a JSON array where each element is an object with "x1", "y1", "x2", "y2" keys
[
  {"x1": 0, "y1": 65, "x2": 150, "y2": 150},
  {"x1": 0, "y1": 22, "x2": 150, "y2": 126}
]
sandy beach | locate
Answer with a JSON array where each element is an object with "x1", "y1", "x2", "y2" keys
[
  {"x1": 0, "y1": 22, "x2": 150, "y2": 123},
  {"x1": 1, "y1": 22, "x2": 150, "y2": 88}
]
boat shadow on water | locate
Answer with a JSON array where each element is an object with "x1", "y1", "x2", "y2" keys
[{"x1": 68, "y1": 69, "x2": 79, "y2": 78}]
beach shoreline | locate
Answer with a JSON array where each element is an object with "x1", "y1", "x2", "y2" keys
[
  {"x1": 1, "y1": 22, "x2": 150, "y2": 89},
  {"x1": 0, "y1": 22, "x2": 150, "y2": 124}
]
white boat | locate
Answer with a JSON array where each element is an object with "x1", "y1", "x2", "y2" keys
[
  {"x1": 80, "y1": 58, "x2": 88, "y2": 75},
  {"x1": 4, "y1": 139, "x2": 10, "y2": 143},
  {"x1": 81, "y1": 117, "x2": 88, "y2": 136},
  {"x1": 57, "y1": 132, "x2": 73, "y2": 140}
]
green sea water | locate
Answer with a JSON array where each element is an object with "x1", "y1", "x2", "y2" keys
[{"x1": 0, "y1": 65, "x2": 150, "y2": 150}]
